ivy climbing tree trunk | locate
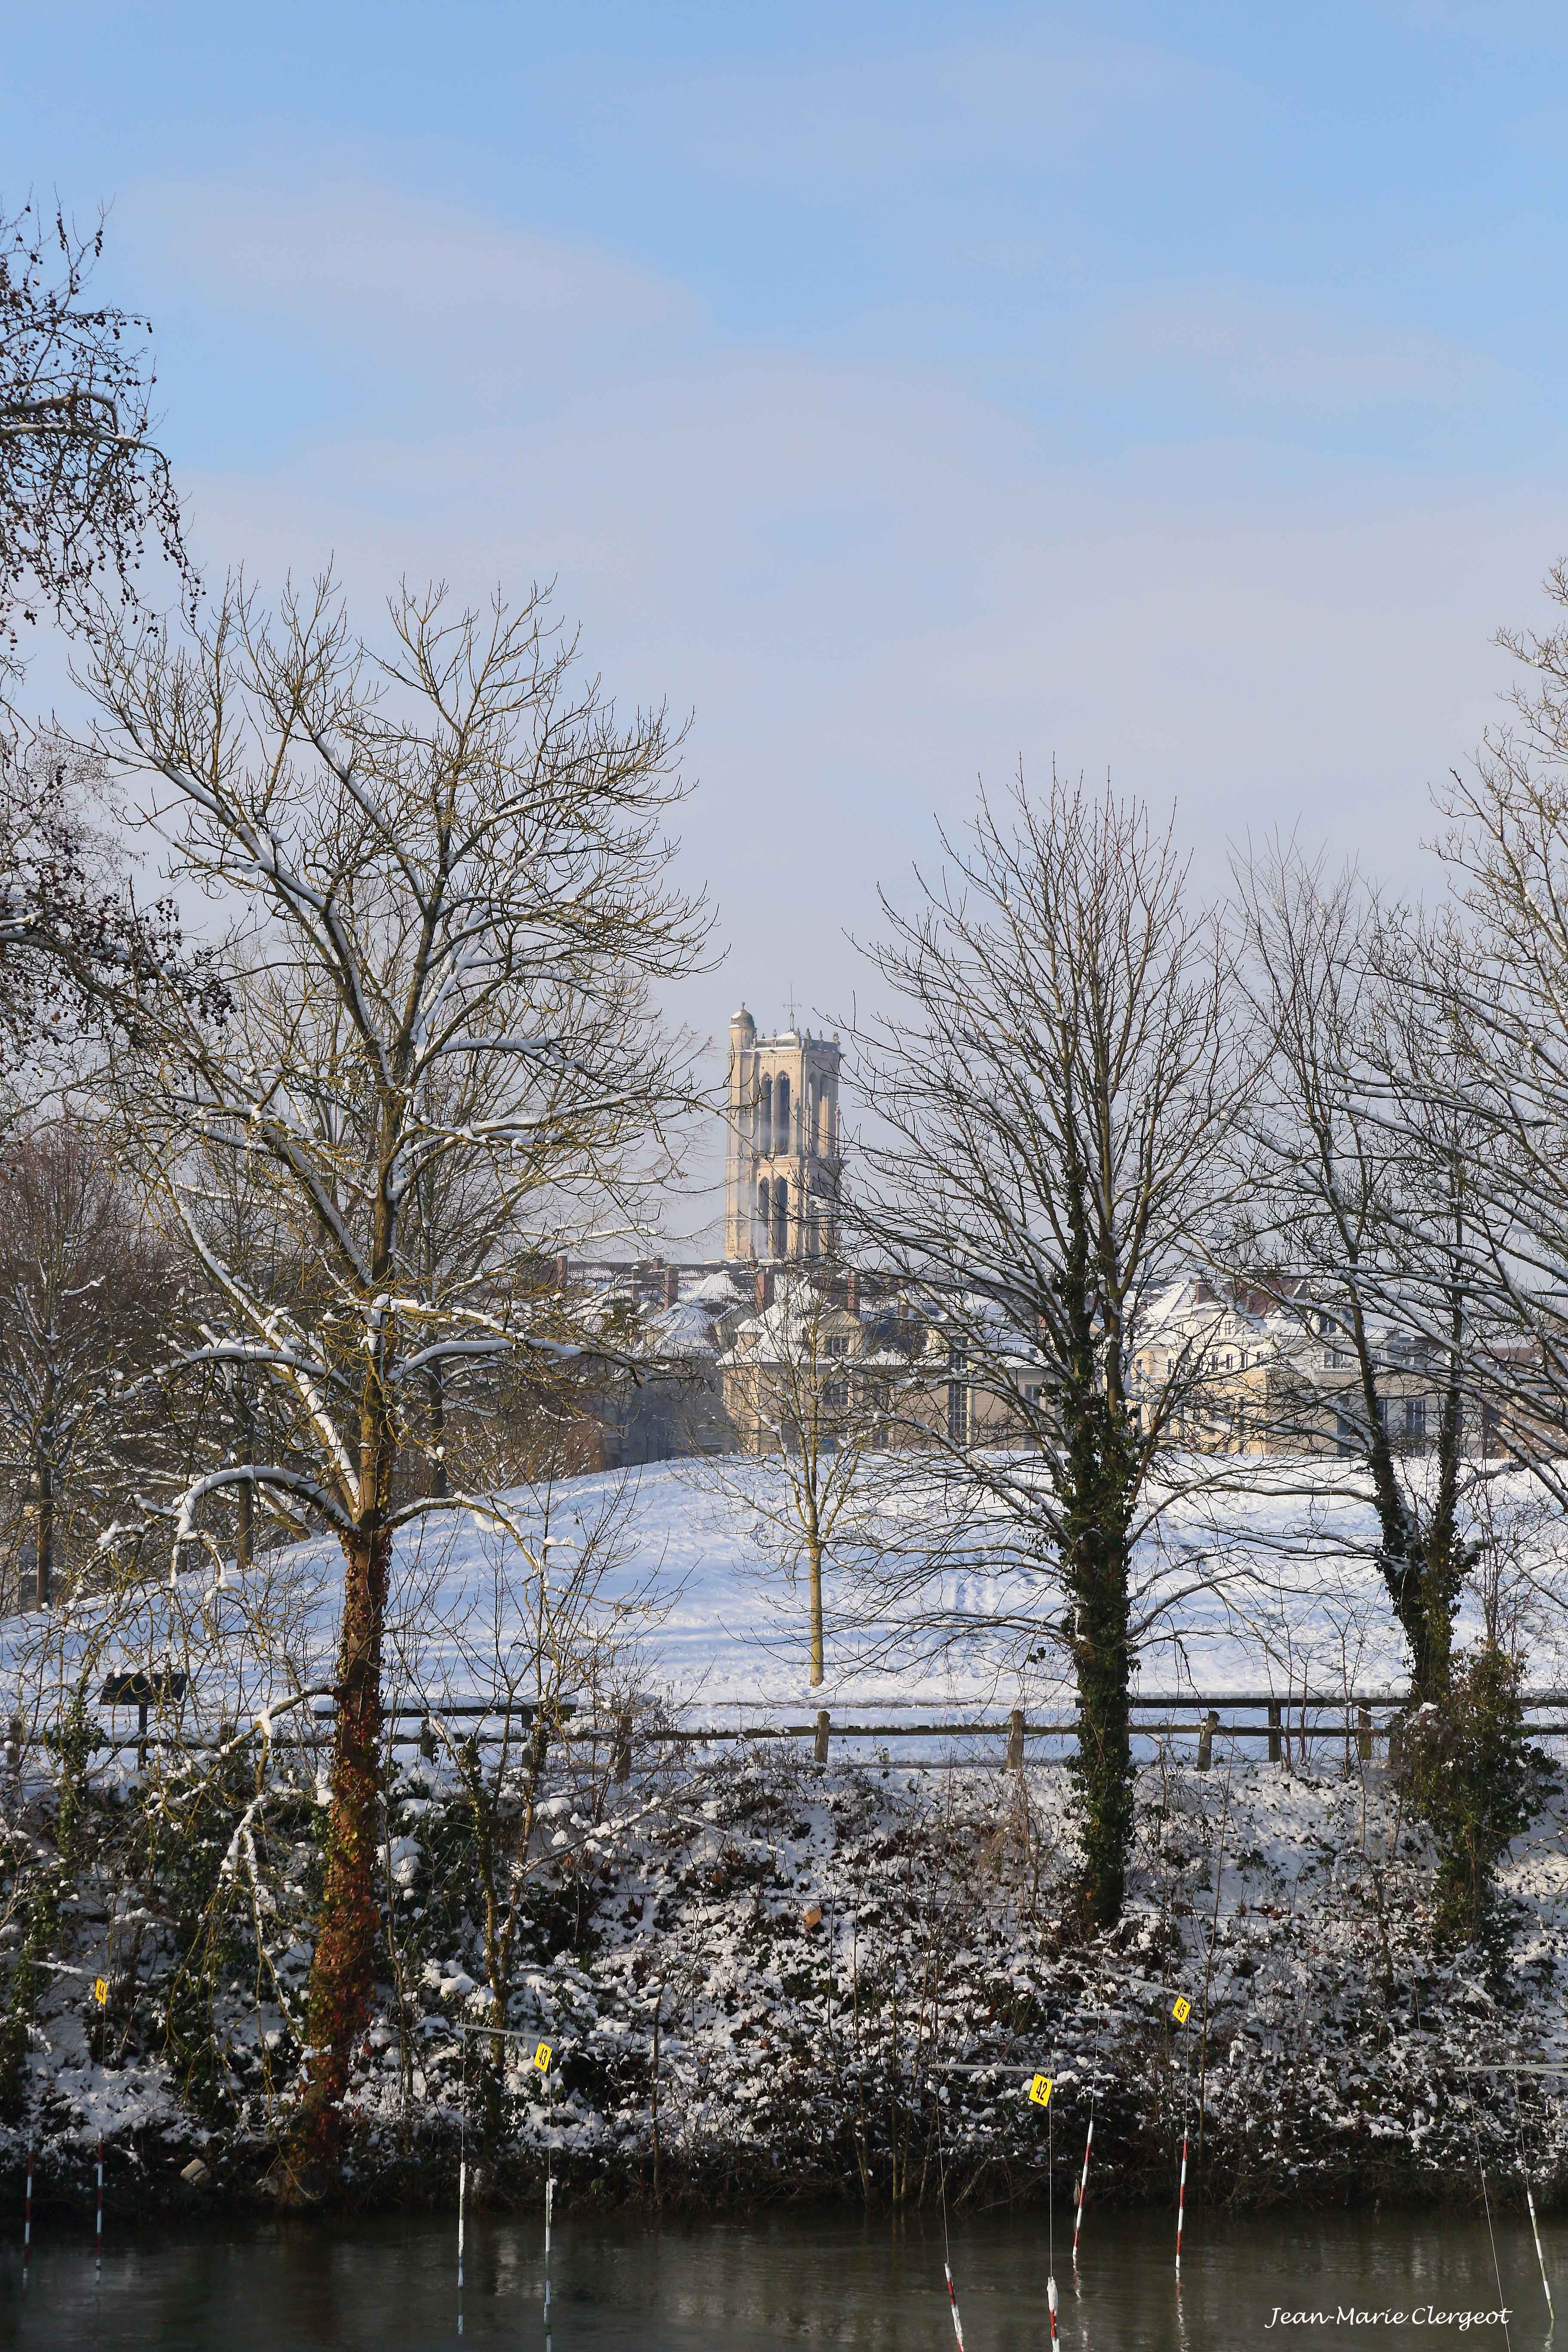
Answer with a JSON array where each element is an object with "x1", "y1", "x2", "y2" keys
[{"x1": 850, "y1": 776, "x2": 1242, "y2": 1932}]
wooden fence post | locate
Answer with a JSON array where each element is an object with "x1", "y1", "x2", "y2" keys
[
  {"x1": 1007, "y1": 1708, "x2": 1025, "y2": 1769},
  {"x1": 1357, "y1": 1705, "x2": 1372, "y2": 1763},
  {"x1": 1267, "y1": 1700, "x2": 1282, "y2": 1765},
  {"x1": 1197, "y1": 1710, "x2": 1218, "y2": 1772},
  {"x1": 814, "y1": 1709, "x2": 830, "y2": 1765}
]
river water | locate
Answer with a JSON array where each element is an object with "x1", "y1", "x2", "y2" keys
[{"x1": 1, "y1": 2201, "x2": 1558, "y2": 2349}]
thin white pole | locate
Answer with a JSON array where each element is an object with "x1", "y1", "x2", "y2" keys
[
  {"x1": 1047, "y1": 2095, "x2": 1059, "y2": 2346},
  {"x1": 1525, "y1": 2180, "x2": 1553, "y2": 2331},
  {"x1": 544, "y1": 2065, "x2": 554, "y2": 2321},
  {"x1": 1175, "y1": 2019, "x2": 1191, "y2": 2282},
  {"x1": 1175, "y1": 2127, "x2": 1188, "y2": 2279},
  {"x1": 457, "y1": 2105, "x2": 466, "y2": 2339}
]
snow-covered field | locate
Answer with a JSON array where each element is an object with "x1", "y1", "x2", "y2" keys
[{"x1": 6, "y1": 1453, "x2": 1568, "y2": 1747}]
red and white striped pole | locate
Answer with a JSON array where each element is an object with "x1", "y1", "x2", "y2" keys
[
  {"x1": 1047, "y1": 2271, "x2": 1060, "y2": 2345},
  {"x1": 1175, "y1": 2125, "x2": 1188, "y2": 2278},
  {"x1": 22, "y1": 2140, "x2": 33, "y2": 2285},
  {"x1": 945, "y1": 2260, "x2": 966, "y2": 2351},
  {"x1": 1073, "y1": 2110, "x2": 1094, "y2": 2268},
  {"x1": 95, "y1": 2136, "x2": 103, "y2": 2280}
]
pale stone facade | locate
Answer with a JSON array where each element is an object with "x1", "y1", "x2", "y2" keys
[{"x1": 723, "y1": 1007, "x2": 842, "y2": 1261}]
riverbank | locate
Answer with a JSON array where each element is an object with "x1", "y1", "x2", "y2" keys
[{"x1": 4, "y1": 1736, "x2": 1566, "y2": 2218}]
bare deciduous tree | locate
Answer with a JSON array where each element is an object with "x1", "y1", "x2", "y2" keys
[
  {"x1": 0, "y1": 1121, "x2": 174, "y2": 1609},
  {"x1": 77, "y1": 571, "x2": 710, "y2": 2183},
  {"x1": 0, "y1": 198, "x2": 189, "y2": 680},
  {"x1": 0, "y1": 736, "x2": 205, "y2": 1107},
  {"x1": 1426, "y1": 568, "x2": 1568, "y2": 1513},
  {"x1": 848, "y1": 774, "x2": 1241, "y2": 1929},
  {"x1": 705, "y1": 1265, "x2": 900, "y2": 1687},
  {"x1": 1228, "y1": 849, "x2": 1484, "y2": 1701}
]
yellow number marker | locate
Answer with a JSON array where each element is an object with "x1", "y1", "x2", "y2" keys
[
  {"x1": 93, "y1": 1978, "x2": 109, "y2": 2006},
  {"x1": 1171, "y1": 1996, "x2": 1191, "y2": 2026},
  {"x1": 533, "y1": 2040, "x2": 553, "y2": 2074},
  {"x1": 1029, "y1": 2073, "x2": 1053, "y2": 2107}
]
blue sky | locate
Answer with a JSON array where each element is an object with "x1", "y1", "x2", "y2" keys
[{"x1": 7, "y1": 3, "x2": 1568, "y2": 1234}]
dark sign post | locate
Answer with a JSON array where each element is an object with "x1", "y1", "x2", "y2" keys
[{"x1": 100, "y1": 1669, "x2": 189, "y2": 1770}]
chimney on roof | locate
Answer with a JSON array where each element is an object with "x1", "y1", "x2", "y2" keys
[
  {"x1": 756, "y1": 1266, "x2": 775, "y2": 1313},
  {"x1": 663, "y1": 1265, "x2": 680, "y2": 1310},
  {"x1": 553, "y1": 1254, "x2": 568, "y2": 1293},
  {"x1": 845, "y1": 1268, "x2": 859, "y2": 1316}
]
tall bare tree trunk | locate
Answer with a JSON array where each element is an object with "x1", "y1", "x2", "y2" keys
[
  {"x1": 808, "y1": 1537, "x2": 824, "y2": 1686},
  {"x1": 294, "y1": 1348, "x2": 396, "y2": 2181},
  {"x1": 293, "y1": 1515, "x2": 389, "y2": 2178}
]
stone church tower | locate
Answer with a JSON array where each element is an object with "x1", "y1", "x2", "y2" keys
[{"x1": 724, "y1": 1007, "x2": 842, "y2": 1260}]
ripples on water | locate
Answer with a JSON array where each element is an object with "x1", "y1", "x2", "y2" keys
[{"x1": 2, "y1": 2204, "x2": 1559, "y2": 2348}]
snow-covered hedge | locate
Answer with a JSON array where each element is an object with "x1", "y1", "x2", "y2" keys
[{"x1": 3, "y1": 1727, "x2": 1565, "y2": 2215}]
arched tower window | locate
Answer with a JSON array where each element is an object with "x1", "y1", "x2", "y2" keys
[
  {"x1": 757, "y1": 1075, "x2": 772, "y2": 1152},
  {"x1": 775, "y1": 1074, "x2": 791, "y2": 1155},
  {"x1": 756, "y1": 1177, "x2": 771, "y2": 1257},
  {"x1": 772, "y1": 1176, "x2": 789, "y2": 1258}
]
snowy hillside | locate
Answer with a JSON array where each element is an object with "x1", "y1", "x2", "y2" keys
[{"x1": 6, "y1": 1453, "x2": 1568, "y2": 1750}]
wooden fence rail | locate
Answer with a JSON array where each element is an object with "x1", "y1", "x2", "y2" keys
[{"x1": 41, "y1": 1687, "x2": 1568, "y2": 1773}]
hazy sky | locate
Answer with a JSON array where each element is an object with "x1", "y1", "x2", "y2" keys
[{"x1": 8, "y1": 3, "x2": 1568, "y2": 1241}]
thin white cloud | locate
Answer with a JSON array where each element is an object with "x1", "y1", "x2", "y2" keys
[
  {"x1": 129, "y1": 177, "x2": 704, "y2": 382},
  {"x1": 1087, "y1": 283, "x2": 1509, "y2": 415},
  {"x1": 591, "y1": 30, "x2": 1249, "y2": 197}
]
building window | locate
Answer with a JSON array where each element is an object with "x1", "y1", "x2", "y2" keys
[
  {"x1": 757, "y1": 1178, "x2": 772, "y2": 1258},
  {"x1": 772, "y1": 1176, "x2": 789, "y2": 1258},
  {"x1": 775, "y1": 1073, "x2": 791, "y2": 1155},
  {"x1": 757, "y1": 1075, "x2": 772, "y2": 1152},
  {"x1": 1404, "y1": 1396, "x2": 1426, "y2": 1444}
]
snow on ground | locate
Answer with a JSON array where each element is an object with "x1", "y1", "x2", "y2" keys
[
  {"x1": 8, "y1": 1450, "x2": 1568, "y2": 2202},
  {"x1": 6, "y1": 1453, "x2": 1568, "y2": 1752}
]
